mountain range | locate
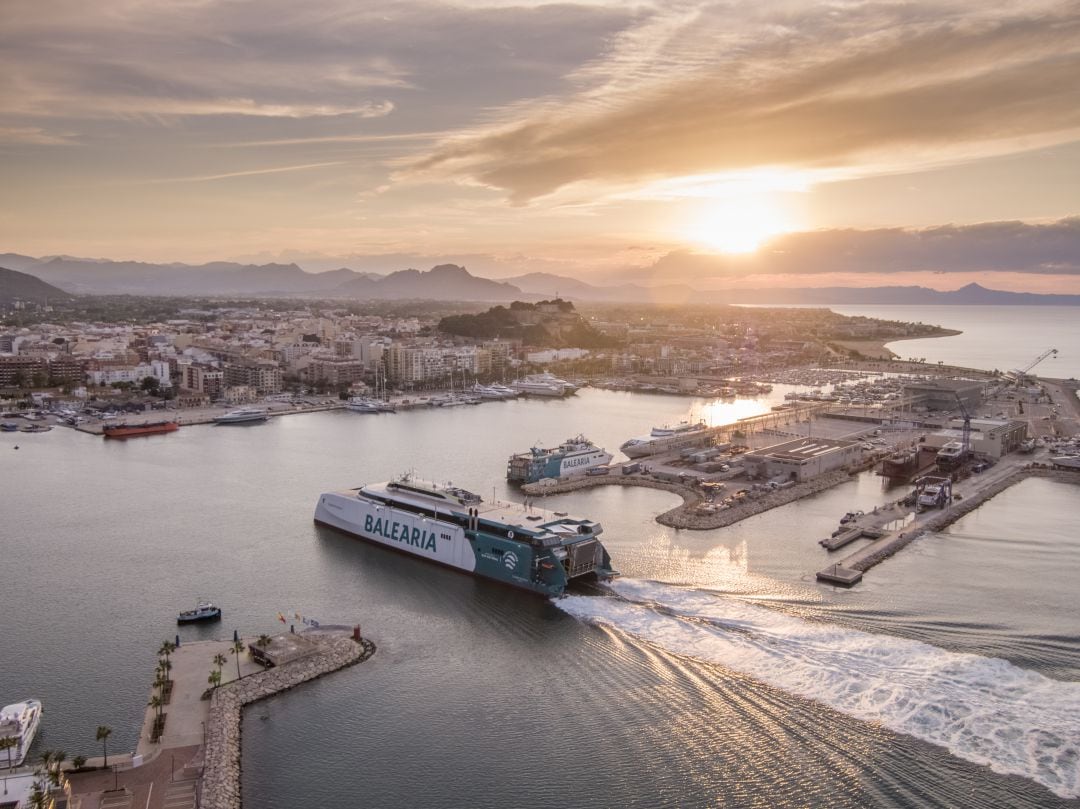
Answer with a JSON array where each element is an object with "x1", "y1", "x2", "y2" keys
[
  {"x1": 2, "y1": 252, "x2": 1079, "y2": 305},
  {"x1": 0, "y1": 266, "x2": 74, "y2": 304}
]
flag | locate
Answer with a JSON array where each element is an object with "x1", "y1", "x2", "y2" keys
[
  {"x1": 294, "y1": 611, "x2": 302, "y2": 621},
  {"x1": 277, "y1": 612, "x2": 286, "y2": 623}
]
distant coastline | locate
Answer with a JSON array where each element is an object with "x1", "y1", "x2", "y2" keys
[{"x1": 832, "y1": 328, "x2": 963, "y2": 360}]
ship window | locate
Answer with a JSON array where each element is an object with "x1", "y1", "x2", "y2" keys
[{"x1": 490, "y1": 548, "x2": 504, "y2": 556}]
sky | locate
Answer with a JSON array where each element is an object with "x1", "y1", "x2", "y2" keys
[{"x1": 2, "y1": 0, "x2": 1080, "y2": 291}]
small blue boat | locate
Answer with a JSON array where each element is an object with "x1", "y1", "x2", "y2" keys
[{"x1": 177, "y1": 599, "x2": 222, "y2": 624}]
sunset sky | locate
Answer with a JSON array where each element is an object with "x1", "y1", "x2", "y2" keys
[{"x1": 2, "y1": 0, "x2": 1079, "y2": 290}]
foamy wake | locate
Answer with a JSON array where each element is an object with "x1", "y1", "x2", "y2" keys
[{"x1": 558, "y1": 579, "x2": 1080, "y2": 798}]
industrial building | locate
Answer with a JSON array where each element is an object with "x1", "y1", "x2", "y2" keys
[
  {"x1": 743, "y1": 437, "x2": 864, "y2": 482},
  {"x1": 923, "y1": 418, "x2": 1029, "y2": 459},
  {"x1": 902, "y1": 379, "x2": 983, "y2": 412}
]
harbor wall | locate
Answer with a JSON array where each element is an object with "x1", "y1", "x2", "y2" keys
[{"x1": 201, "y1": 633, "x2": 376, "y2": 809}]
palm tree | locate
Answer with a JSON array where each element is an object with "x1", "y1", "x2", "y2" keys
[
  {"x1": 207, "y1": 670, "x2": 221, "y2": 689},
  {"x1": 213, "y1": 652, "x2": 227, "y2": 673},
  {"x1": 71, "y1": 755, "x2": 86, "y2": 771},
  {"x1": 158, "y1": 657, "x2": 173, "y2": 683},
  {"x1": 0, "y1": 735, "x2": 16, "y2": 770},
  {"x1": 158, "y1": 640, "x2": 176, "y2": 670},
  {"x1": 50, "y1": 750, "x2": 66, "y2": 788},
  {"x1": 257, "y1": 634, "x2": 272, "y2": 649},
  {"x1": 37, "y1": 751, "x2": 53, "y2": 781},
  {"x1": 229, "y1": 639, "x2": 246, "y2": 681},
  {"x1": 148, "y1": 695, "x2": 163, "y2": 721},
  {"x1": 95, "y1": 726, "x2": 112, "y2": 768}
]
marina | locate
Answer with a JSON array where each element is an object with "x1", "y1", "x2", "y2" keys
[{"x1": 3, "y1": 357, "x2": 1080, "y2": 807}]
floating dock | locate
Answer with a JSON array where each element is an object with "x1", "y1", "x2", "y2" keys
[{"x1": 816, "y1": 564, "x2": 863, "y2": 586}]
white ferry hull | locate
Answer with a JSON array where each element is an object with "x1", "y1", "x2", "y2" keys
[{"x1": 314, "y1": 491, "x2": 477, "y2": 573}]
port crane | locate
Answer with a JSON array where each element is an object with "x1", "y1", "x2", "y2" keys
[
  {"x1": 1010, "y1": 347, "x2": 1058, "y2": 383},
  {"x1": 953, "y1": 391, "x2": 972, "y2": 459}
]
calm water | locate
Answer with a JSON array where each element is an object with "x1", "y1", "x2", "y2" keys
[
  {"x1": 827, "y1": 305, "x2": 1080, "y2": 379},
  {"x1": 4, "y1": 382, "x2": 1079, "y2": 807}
]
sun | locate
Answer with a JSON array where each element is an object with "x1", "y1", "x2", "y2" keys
[{"x1": 685, "y1": 195, "x2": 792, "y2": 254}]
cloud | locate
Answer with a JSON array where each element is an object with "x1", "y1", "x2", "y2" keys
[
  {"x1": 0, "y1": 126, "x2": 76, "y2": 145},
  {"x1": 403, "y1": 1, "x2": 1080, "y2": 202},
  {"x1": 145, "y1": 161, "x2": 347, "y2": 184},
  {"x1": 643, "y1": 217, "x2": 1080, "y2": 278}
]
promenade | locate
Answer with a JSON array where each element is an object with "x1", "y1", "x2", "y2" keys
[{"x1": 60, "y1": 628, "x2": 374, "y2": 809}]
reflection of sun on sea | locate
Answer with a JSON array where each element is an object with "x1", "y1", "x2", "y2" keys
[{"x1": 686, "y1": 196, "x2": 792, "y2": 254}]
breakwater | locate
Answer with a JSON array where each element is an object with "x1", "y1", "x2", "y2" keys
[
  {"x1": 843, "y1": 466, "x2": 1080, "y2": 575},
  {"x1": 202, "y1": 632, "x2": 376, "y2": 809},
  {"x1": 522, "y1": 469, "x2": 855, "y2": 530}
]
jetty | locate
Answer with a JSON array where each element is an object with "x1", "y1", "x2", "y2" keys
[
  {"x1": 59, "y1": 626, "x2": 375, "y2": 809},
  {"x1": 817, "y1": 464, "x2": 1080, "y2": 586}
]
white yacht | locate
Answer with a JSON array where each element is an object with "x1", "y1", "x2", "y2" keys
[
  {"x1": 511, "y1": 372, "x2": 578, "y2": 397},
  {"x1": 213, "y1": 407, "x2": 268, "y2": 424},
  {"x1": 0, "y1": 699, "x2": 42, "y2": 767}
]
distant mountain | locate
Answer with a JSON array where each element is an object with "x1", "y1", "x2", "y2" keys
[
  {"x1": 335, "y1": 264, "x2": 523, "y2": 300},
  {"x1": 712, "y1": 283, "x2": 1080, "y2": 306},
  {"x1": 4, "y1": 252, "x2": 1078, "y2": 304},
  {"x1": 0, "y1": 266, "x2": 75, "y2": 304}
]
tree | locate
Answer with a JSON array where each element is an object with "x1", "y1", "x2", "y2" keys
[
  {"x1": 50, "y1": 750, "x2": 66, "y2": 787},
  {"x1": 256, "y1": 634, "x2": 272, "y2": 649},
  {"x1": 72, "y1": 755, "x2": 87, "y2": 770},
  {"x1": 207, "y1": 670, "x2": 221, "y2": 689},
  {"x1": 148, "y1": 695, "x2": 163, "y2": 721},
  {"x1": 0, "y1": 735, "x2": 16, "y2": 770},
  {"x1": 95, "y1": 726, "x2": 112, "y2": 767},
  {"x1": 158, "y1": 639, "x2": 176, "y2": 665},
  {"x1": 229, "y1": 639, "x2": 246, "y2": 681},
  {"x1": 213, "y1": 652, "x2": 227, "y2": 674},
  {"x1": 158, "y1": 658, "x2": 172, "y2": 683},
  {"x1": 140, "y1": 376, "x2": 161, "y2": 395}
]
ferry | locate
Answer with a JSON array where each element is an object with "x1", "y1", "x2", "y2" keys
[
  {"x1": 0, "y1": 699, "x2": 42, "y2": 767},
  {"x1": 507, "y1": 435, "x2": 613, "y2": 484},
  {"x1": 213, "y1": 407, "x2": 268, "y2": 424},
  {"x1": 619, "y1": 420, "x2": 713, "y2": 459},
  {"x1": 314, "y1": 474, "x2": 617, "y2": 597},
  {"x1": 103, "y1": 420, "x2": 178, "y2": 439}
]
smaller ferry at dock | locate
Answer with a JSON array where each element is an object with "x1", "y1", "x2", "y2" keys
[
  {"x1": 619, "y1": 420, "x2": 713, "y2": 458},
  {"x1": 0, "y1": 699, "x2": 42, "y2": 767},
  {"x1": 507, "y1": 435, "x2": 613, "y2": 484},
  {"x1": 103, "y1": 420, "x2": 178, "y2": 439}
]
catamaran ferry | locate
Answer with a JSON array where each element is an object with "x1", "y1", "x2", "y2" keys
[
  {"x1": 314, "y1": 475, "x2": 617, "y2": 597},
  {"x1": 506, "y1": 435, "x2": 613, "y2": 484}
]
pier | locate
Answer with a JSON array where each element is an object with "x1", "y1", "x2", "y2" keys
[
  {"x1": 60, "y1": 627, "x2": 375, "y2": 809},
  {"x1": 817, "y1": 465, "x2": 1080, "y2": 586}
]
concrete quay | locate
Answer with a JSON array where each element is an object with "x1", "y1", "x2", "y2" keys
[
  {"x1": 522, "y1": 468, "x2": 856, "y2": 530},
  {"x1": 202, "y1": 630, "x2": 375, "y2": 809},
  {"x1": 818, "y1": 464, "x2": 1080, "y2": 585}
]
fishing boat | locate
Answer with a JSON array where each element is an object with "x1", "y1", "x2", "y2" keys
[{"x1": 177, "y1": 600, "x2": 222, "y2": 623}]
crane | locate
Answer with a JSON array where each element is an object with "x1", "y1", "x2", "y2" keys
[
  {"x1": 1009, "y1": 348, "x2": 1058, "y2": 383},
  {"x1": 953, "y1": 391, "x2": 972, "y2": 459}
]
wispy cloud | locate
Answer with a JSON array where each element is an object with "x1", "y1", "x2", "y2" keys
[
  {"x1": 403, "y1": 1, "x2": 1080, "y2": 202},
  {"x1": 0, "y1": 126, "x2": 77, "y2": 145},
  {"x1": 145, "y1": 161, "x2": 347, "y2": 184}
]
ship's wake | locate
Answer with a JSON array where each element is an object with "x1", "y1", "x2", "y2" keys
[{"x1": 558, "y1": 579, "x2": 1080, "y2": 799}]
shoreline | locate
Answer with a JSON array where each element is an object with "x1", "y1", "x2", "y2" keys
[{"x1": 832, "y1": 328, "x2": 963, "y2": 360}]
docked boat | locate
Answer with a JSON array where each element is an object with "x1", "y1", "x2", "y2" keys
[
  {"x1": 1050, "y1": 454, "x2": 1080, "y2": 470},
  {"x1": 177, "y1": 600, "x2": 222, "y2": 623},
  {"x1": 103, "y1": 420, "x2": 179, "y2": 439},
  {"x1": 507, "y1": 435, "x2": 613, "y2": 484},
  {"x1": 935, "y1": 441, "x2": 966, "y2": 467},
  {"x1": 314, "y1": 474, "x2": 617, "y2": 597},
  {"x1": 346, "y1": 397, "x2": 395, "y2": 413},
  {"x1": 213, "y1": 407, "x2": 268, "y2": 424},
  {"x1": 511, "y1": 372, "x2": 578, "y2": 397},
  {"x1": 1, "y1": 422, "x2": 18, "y2": 432},
  {"x1": 0, "y1": 699, "x2": 42, "y2": 767},
  {"x1": 619, "y1": 420, "x2": 713, "y2": 459}
]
